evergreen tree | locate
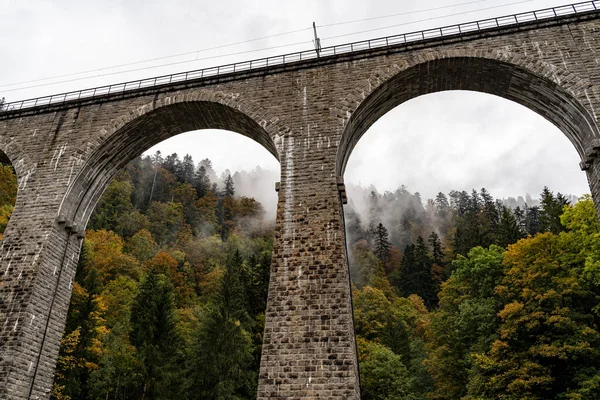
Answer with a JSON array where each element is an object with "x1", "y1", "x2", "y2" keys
[
  {"x1": 130, "y1": 272, "x2": 179, "y2": 399},
  {"x1": 161, "y1": 153, "x2": 180, "y2": 175},
  {"x1": 176, "y1": 154, "x2": 195, "y2": 184},
  {"x1": 396, "y1": 237, "x2": 436, "y2": 307},
  {"x1": 372, "y1": 223, "x2": 392, "y2": 265},
  {"x1": 193, "y1": 164, "x2": 211, "y2": 198},
  {"x1": 186, "y1": 250, "x2": 254, "y2": 399},
  {"x1": 539, "y1": 186, "x2": 569, "y2": 234},
  {"x1": 497, "y1": 206, "x2": 522, "y2": 248},
  {"x1": 525, "y1": 205, "x2": 541, "y2": 236},
  {"x1": 479, "y1": 188, "x2": 500, "y2": 247}
]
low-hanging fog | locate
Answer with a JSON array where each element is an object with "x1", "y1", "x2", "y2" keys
[{"x1": 144, "y1": 90, "x2": 590, "y2": 226}]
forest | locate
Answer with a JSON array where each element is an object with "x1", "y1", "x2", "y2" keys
[{"x1": 1, "y1": 152, "x2": 600, "y2": 400}]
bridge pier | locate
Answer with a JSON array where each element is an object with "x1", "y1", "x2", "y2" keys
[
  {"x1": 0, "y1": 207, "x2": 83, "y2": 399},
  {"x1": 2, "y1": 6, "x2": 600, "y2": 399},
  {"x1": 257, "y1": 135, "x2": 360, "y2": 399}
]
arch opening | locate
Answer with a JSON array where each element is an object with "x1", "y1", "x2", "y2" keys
[
  {"x1": 51, "y1": 100, "x2": 281, "y2": 399},
  {"x1": 337, "y1": 56, "x2": 598, "y2": 177},
  {"x1": 342, "y1": 56, "x2": 600, "y2": 400},
  {"x1": 61, "y1": 100, "x2": 281, "y2": 230}
]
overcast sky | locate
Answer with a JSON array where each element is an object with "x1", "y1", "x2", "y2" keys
[{"x1": 0, "y1": 0, "x2": 592, "y2": 209}]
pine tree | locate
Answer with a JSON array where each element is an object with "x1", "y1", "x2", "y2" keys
[
  {"x1": 193, "y1": 165, "x2": 211, "y2": 198},
  {"x1": 176, "y1": 154, "x2": 195, "y2": 184},
  {"x1": 218, "y1": 174, "x2": 236, "y2": 241},
  {"x1": 428, "y1": 232, "x2": 444, "y2": 266},
  {"x1": 539, "y1": 186, "x2": 568, "y2": 234},
  {"x1": 497, "y1": 206, "x2": 522, "y2": 248},
  {"x1": 525, "y1": 205, "x2": 541, "y2": 236},
  {"x1": 161, "y1": 153, "x2": 180, "y2": 175},
  {"x1": 395, "y1": 237, "x2": 436, "y2": 307},
  {"x1": 373, "y1": 223, "x2": 392, "y2": 265},
  {"x1": 480, "y1": 188, "x2": 500, "y2": 247},
  {"x1": 414, "y1": 236, "x2": 436, "y2": 307},
  {"x1": 130, "y1": 272, "x2": 178, "y2": 399},
  {"x1": 186, "y1": 250, "x2": 254, "y2": 399}
]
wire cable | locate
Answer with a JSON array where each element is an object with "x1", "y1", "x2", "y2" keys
[
  {"x1": 0, "y1": 0, "x2": 491, "y2": 90},
  {"x1": 1, "y1": 0, "x2": 535, "y2": 94},
  {"x1": 317, "y1": 0, "x2": 488, "y2": 28},
  {"x1": 321, "y1": 0, "x2": 533, "y2": 42},
  {"x1": 1, "y1": 40, "x2": 312, "y2": 93},
  {"x1": 0, "y1": 27, "x2": 312, "y2": 89}
]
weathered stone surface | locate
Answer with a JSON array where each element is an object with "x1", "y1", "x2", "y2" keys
[{"x1": 1, "y1": 11, "x2": 600, "y2": 399}]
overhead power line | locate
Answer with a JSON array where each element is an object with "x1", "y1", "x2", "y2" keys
[
  {"x1": 0, "y1": 0, "x2": 490, "y2": 91},
  {"x1": 1, "y1": 0, "x2": 536, "y2": 94},
  {"x1": 0, "y1": 28, "x2": 313, "y2": 89},
  {"x1": 1, "y1": 40, "x2": 312, "y2": 93},
  {"x1": 317, "y1": 0, "x2": 488, "y2": 28},
  {"x1": 322, "y1": 0, "x2": 533, "y2": 42}
]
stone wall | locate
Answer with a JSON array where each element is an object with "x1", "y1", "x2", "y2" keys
[{"x1": 1, "y1": 12, "x2": 600, "y2": 399}]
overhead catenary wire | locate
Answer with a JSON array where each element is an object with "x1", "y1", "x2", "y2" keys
[
  {"x1": 321, "y1": 0, "x2": 533, "y2": 42},
  {"x1": 0, "y1": 0, "x2": 491, "y2": 91},
  {"x1": 317, "y1": 0, "x2": 488, "y2": 28},
  {"x1": 0, "y1": 28, "x2": 313, "y2": 89},
  {"x1": 0, "y1": 40, "x2": 312, "y2": 93},
  {"x1": 1, "y1": 0, "x2": 540, "y2": 95}
]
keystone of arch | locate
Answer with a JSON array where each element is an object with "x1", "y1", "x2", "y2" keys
[{"x1": 334, "y1": 48, "x2": 600, "y2": 176}]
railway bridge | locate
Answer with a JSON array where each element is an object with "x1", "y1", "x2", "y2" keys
[{"x1": 1, "y1": 2, "x2": 600, "y2": 398}]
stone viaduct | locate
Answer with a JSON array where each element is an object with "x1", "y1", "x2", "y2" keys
[{"x1": 1, "y1": 2, "x2": 600, "y2": 399}]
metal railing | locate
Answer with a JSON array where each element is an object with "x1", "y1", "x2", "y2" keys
[{"x1": 1, "y1": 0, "x2": 599, "y2": 113}]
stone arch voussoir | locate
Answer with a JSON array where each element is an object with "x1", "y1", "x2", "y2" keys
[{"x1": 334, "y1": 47, "x2": 600, "y2": 175}]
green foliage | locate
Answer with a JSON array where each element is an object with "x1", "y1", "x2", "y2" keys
[
  {"x1": 186, "y1": 251, "x2": 255, "y2": 399},
  {"x1": 53, "y1": 154, "x2": 275, "y2": 399},
  {"x1": 130, "y1": 272, "x2": 180, "y2": 398},
  {"x1": 426, "y1": 245, "x2": 505, "y2": 400},
  {"x1": 358, "y1": 339, "x2": 413, "y2": 400},
  {"x1": 52, "y1": 149, "x2": 600, "y2": 400}
]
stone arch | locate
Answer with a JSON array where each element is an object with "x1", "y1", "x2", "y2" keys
[
  {"x1": 0, "y1": 134, "x2": 36, "y2": 191},
  {"x1": 335, "y1": 49, "x2": 600, "y2": 176},
  {"x1": 59, "y1": 91, "x2": 287, "y2": 232}
]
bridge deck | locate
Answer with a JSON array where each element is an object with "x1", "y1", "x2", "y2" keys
[{"x1": 1, "y1": 0, "x2": 599, "y2": 115}]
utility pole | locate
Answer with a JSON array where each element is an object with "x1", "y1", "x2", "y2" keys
[{"x1": 313, "y1": 22, "x2": 321, "y2": 57}]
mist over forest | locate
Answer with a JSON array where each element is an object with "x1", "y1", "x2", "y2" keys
[{"x1": 1, "y1": 149, "x2": 598, "y2": 400}]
